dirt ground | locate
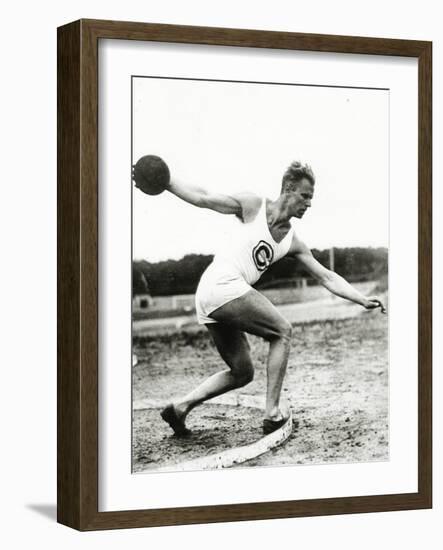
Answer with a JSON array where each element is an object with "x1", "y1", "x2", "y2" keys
[
  {"x1": 133, "y1": 404, "x2": 264, "y2": 472},
  {"x1": 132, "y1": 309, "x2": 388, "y2": 473}
]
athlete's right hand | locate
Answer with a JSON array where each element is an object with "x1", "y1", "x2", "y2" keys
[{"x1": 363, "y1": 296, "x2": 386, "y2": 314}]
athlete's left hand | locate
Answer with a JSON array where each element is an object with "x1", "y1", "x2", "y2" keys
[{"x1": 363, "y1": 296, "x2": 387, "y2": 314}]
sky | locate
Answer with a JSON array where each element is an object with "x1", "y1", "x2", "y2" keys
[{"x1": 132, "y1": 77, "x2": 389, "y2": 262}]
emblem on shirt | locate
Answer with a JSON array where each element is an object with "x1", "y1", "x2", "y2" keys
[{"x1": 252, "y1": 240, "x2": 274, "y2": 271}]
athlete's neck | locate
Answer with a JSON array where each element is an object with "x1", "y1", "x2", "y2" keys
[{"x1": 267, "y1": 196, "x2": 293, "y2": 224}]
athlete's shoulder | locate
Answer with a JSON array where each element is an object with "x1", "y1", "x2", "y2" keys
[{"x1": 231, "y1": 192, "x2": 262, "y2": 222}]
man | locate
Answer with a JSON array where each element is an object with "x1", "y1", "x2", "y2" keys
[{"x1": 160, "y1": 161, "x2": 386, "y2": 436}]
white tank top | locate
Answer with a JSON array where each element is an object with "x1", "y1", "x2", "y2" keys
[{"x1": 213, "y1": 198, "x2": 293, "y2": 285}]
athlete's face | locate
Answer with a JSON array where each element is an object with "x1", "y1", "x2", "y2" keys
[{"x1": 288, "y1": 179, "x2": 314, "y2": 218}]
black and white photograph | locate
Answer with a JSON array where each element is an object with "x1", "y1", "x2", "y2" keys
[{"x1": 131, "y1": 75, "x2": 389, "y2": 473}]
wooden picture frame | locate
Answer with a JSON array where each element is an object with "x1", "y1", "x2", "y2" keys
[{"x1": 57, "y1": 18, "x2": 432, "y2": 530}]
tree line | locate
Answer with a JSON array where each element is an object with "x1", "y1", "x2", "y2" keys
[{"x1": 133, "y1": 247, "x2": 388, "y2": 297}]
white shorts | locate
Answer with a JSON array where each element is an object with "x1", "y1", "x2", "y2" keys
[{"x1": 195, "y1": 263, "x2": 252, "y2": 325}]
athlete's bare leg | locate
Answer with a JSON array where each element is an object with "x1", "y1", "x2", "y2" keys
[
  {"x1": 209, "y1": 289, "x2": 292, "y2": 421},
  {"x1": 170, "y1": 324, "x2": 254, "y2": 424}
]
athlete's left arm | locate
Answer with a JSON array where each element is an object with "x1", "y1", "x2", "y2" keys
[{"x1": 288, "y1": 234, "x2": 386, "y2": 313}]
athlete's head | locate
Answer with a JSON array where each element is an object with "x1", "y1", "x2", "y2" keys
[
  {"x1": 280, "y1": 161, "x2": 315, "y2": 219},
  {"x1": 281, "y1": 161, "x2": 315, "y2": 192}
]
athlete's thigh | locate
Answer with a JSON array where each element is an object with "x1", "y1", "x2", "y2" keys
[
  {"x1": 209, "y1": 288, "x2": 290, "y2": 340},
  {"x1": 206, "y1": 323, "x2": 252, "y2": 375}
]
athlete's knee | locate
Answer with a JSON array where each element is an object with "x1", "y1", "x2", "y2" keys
[
  {"x1": 282, "y1": 321, "x2": 293, "y2": 340},
  {"x1": 268, "y1": 320, "x2": 292, "y2": 342},
  {"x1": 232, "y1": 363, "x2": 254, "y2": 387}
]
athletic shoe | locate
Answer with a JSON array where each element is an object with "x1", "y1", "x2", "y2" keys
[
  {"x1": 160, "y1": 404, "x2": 192, "y2": 437},
  {"x1": 263, "y1": 416, "x2": 288, "y2": 435}
]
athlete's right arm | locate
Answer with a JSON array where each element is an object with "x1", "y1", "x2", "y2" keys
[
  {"x1": 167, "y1": 178, "x2": 252, "y2": 216},
  {"x1": 288, "y1": 234, "x2": 386, "y2": 313}
]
